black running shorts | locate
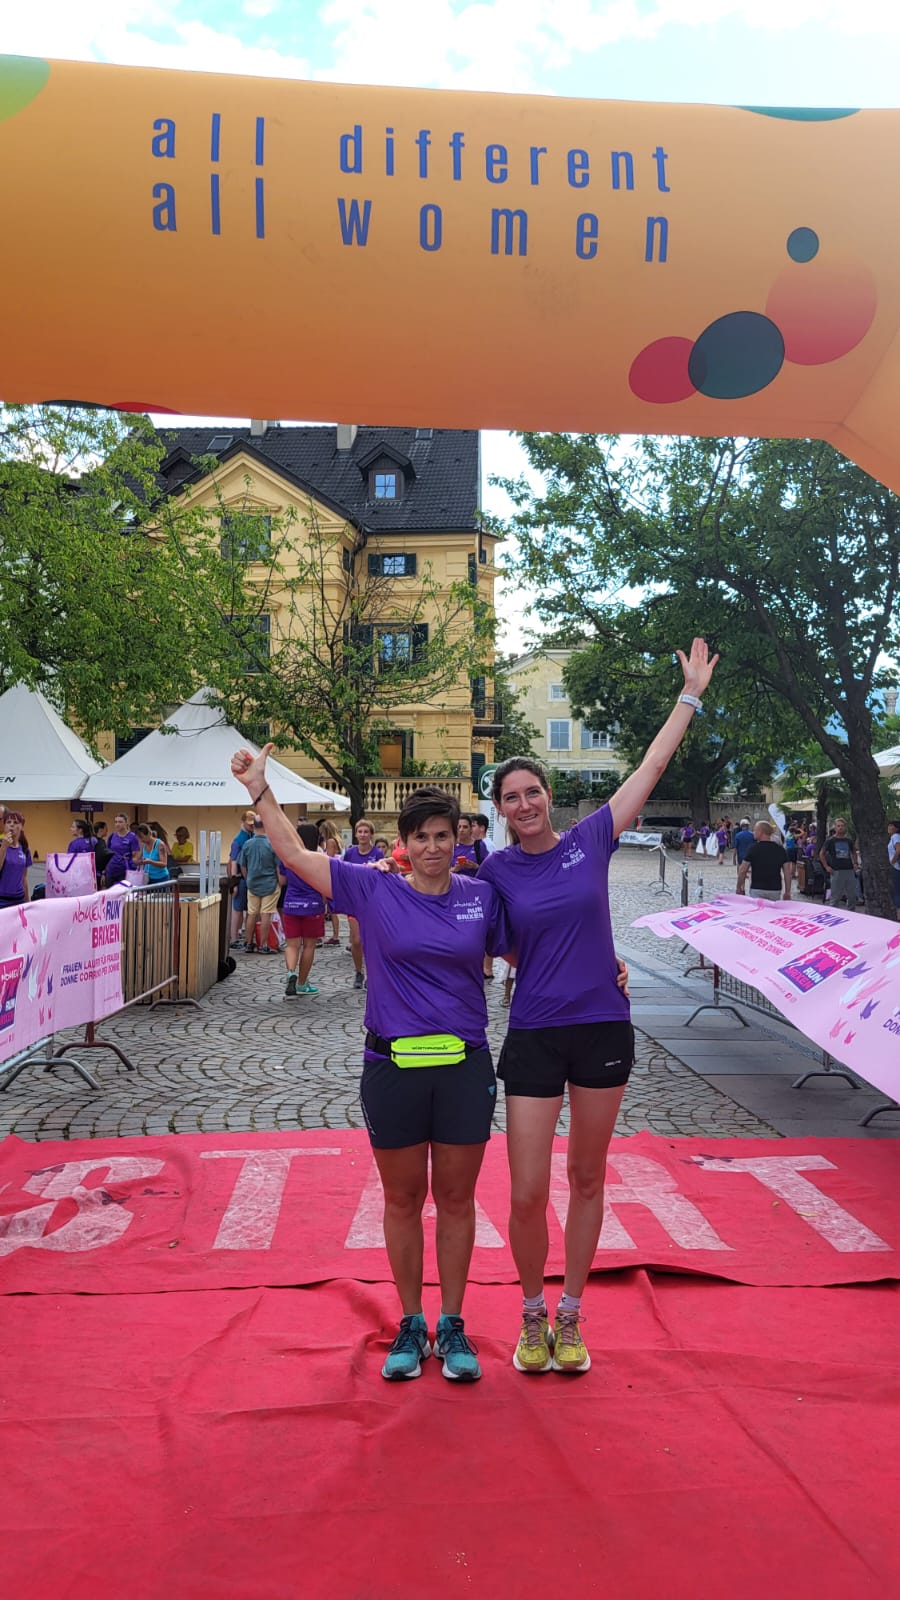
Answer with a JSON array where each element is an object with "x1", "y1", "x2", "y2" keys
[
  {"x1": 360, "y1": 1045, "x2": 497, "y2": 1149},
  {"x1": 498, "y1": 1021, "x2": 635, "y2": 1098}
]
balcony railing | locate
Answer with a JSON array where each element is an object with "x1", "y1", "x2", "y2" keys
[
  {"x1": 316, "y1": 776, "x2": 468, "y2": 814},
  {"x1": 471, "y1": 697, "x2": 504, "y2": 733}
]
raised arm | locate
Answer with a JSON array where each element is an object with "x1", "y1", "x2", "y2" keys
[
  {"x1": 608, "y1": 640, "x2": 719, "y2": 839},
  {"x1": 230, "y1": 744, "x2": 334, "y2": 899}
]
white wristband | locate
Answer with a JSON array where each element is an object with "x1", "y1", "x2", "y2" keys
[{"x1": 679, "y1": 693, "x2": 703, "y2": 712}]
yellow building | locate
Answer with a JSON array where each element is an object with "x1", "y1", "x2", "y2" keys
[
  {"x1": 506, "y1": 648, "x2": 622, "y2": 783},
  {"x1": 108, "y1": 422, "x2": 498, "y2": 829}
]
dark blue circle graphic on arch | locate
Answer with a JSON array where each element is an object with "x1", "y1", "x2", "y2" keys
[
  {"x1": 787, "y1": 226, "x2": 819, "y2": 263},
  {"x1": 688, "y1": 312, "x2": 785, "y2": 400}
]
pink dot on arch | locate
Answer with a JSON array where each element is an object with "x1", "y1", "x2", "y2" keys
[
  {"x1": 629, "y1": 337, "x2": 696, "y2": 403},
  {"x1": 765, "y1": 260, "x2": 877, "y2": 366}
]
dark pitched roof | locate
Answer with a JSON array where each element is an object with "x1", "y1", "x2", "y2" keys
[{"x1": 153, "y1": 425, "x2": 479, "y2": 535}]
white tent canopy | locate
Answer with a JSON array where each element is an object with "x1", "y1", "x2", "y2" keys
[
  {"x1": 80, "y1": 690, "x2": 349, "y2": 810},
  {"x1": 813, "y1": 745, "x2": 900, "y2": 782},
  {"x1": 0, "y1": 683, "x2": 105, "y2": 800}
]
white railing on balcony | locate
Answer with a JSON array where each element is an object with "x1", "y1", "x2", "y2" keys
[{"x1": 317, "y1": 776, "x2": 468, "y2": 813}]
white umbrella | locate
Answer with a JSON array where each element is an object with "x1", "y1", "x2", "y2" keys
[
  {"x1": 812, "y1": 745, "x2": 900, "y2": 781},
  {"x1": 0, "y1": 683, "x2": 104, "y2": 799},
  {"x1": 80, "y1": 690, "x2": 349, "y2": 810}
]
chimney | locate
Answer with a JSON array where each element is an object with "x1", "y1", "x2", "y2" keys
[
  {"x1": 886, "y1": 688, "x2": 898, "y2": 717},
  {"x1": 336, "y1": 424, "x2": 358, "y2": 451},
  {"x1": 250, "y1": 419, "x2": 269, "y2": 438}
]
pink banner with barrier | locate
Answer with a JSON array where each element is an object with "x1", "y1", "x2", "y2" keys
[
  {"x1": 0, "y1": 892, "x2": 124, "y2": 1064},
  {"x1": 634, "y1": 894, "x2": 900, "y2": 1101}
]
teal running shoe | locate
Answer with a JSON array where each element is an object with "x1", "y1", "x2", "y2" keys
[
  {"x1": 296, "y1": 982, "x2": 319, "y2": 994},
  {"x1": 434, "y1": 1314, "x2": 481, "y2": 1382},
  {"x1": 381, "y1": 1314, "x2": 431, "y2": 1381}
]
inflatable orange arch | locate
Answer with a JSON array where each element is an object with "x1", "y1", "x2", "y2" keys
[{"x1": 2, "y1": 55, "x2": 899, "y2": 490}]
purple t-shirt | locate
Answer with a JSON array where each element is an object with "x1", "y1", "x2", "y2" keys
[
  {"x1": 327, "y1": 858, "x2": 511, "y2": 1044},
  {"x1": 68, "y1": 837, "x2": 97, "y2": 855},
  {"x1": 105, "y1": 830, "x2": 140, "y2": 884},
  {"x1": 343, "y1": 844, "x2": 384, "y2": 867},
  {"x1": 278, "y1": 862, "x2": 325, "y2": 918},
  {"x1": 478, "y1": 804, "x2": 629, "y2": 1030},
  {"x1": 0, "y1": 845, "x2": 31, "y2": 899}
]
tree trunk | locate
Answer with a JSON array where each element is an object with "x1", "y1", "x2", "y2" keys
[
  {"x1": 687, "y1": 785, "x2": 710, "y2": 824},
  {"x1": 816, "y1": 784, "x2": 828, "y2": 848},
  {"x1": 346, "y1": 776, "x2": 367, "y2": 828},
  {"x1": 845, "y1": 766, "x2": 893, "y2": 921}
]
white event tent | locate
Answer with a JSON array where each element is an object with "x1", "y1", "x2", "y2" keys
[
  {"x1": 0, "y1": 683, "x2": 104, "y2": 799},
  {"x1": 79, "y1": 690, "x2": 350, "y2": 810},
  {"x1": 813, "y1": 746, "x2": 900, "y2": 783}
]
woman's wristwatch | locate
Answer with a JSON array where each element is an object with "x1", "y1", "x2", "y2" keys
[{"x1": 679, "y1": 693, "x2": 703, "y2": 712}]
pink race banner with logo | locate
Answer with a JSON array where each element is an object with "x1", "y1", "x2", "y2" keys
[
  {"x1": 0, "y1": 893, "x2": 124, "y2": 1063},
  {"x1": 633, "y1": 895, "x2": 900, "y2": 1101}
]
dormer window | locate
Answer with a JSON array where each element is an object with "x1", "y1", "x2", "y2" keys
[{"x1": 371, "y1": 470, "x2": 399, "y2": 500}]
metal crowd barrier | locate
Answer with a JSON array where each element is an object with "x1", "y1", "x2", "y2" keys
[
  {"x1": 648, "y1": 843, "x2": 673, "y2": 896},
  {"x1": 2, "y1": 883, "x2": 198, "y2": 1094},
  {"x1": 683, "y1": 962, "x2": 897, "y2": 1125}
]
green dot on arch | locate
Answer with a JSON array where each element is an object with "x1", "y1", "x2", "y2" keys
[{"x1": 0, "y1": 56, "x2": 51, "y2": 123}]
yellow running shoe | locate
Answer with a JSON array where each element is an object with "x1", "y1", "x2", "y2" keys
[
  {"x1": 513, "y1": 1308, "x2": 553, "y2": 1374},
  {"x1": 552, "y1": 1309, "x2": 591, "y2": 1373}
]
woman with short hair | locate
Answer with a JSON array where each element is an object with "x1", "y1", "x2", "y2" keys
[{"x1": 231, "y1": 745, "x2": 511, "y2": 1385}]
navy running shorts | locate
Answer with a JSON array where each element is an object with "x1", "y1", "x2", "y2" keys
[
  {"x1": 360, "y1": 1043, "x2": 497, "y2": 1149},
  {"x1": 498, "y1": 1020, "x2": 635, "y2": 1098}
]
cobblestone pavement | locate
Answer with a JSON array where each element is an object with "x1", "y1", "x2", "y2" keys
[{"x1": 0, "y1": 845, "x2": 778, "y2": 1142}]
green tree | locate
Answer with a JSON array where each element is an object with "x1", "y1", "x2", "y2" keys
[
  {"x1": 496, "y1": 433, "x2": 900, "y2": 918},
  {"x1": 0, "y1": 406, "x2": 234, "y2": 740}
]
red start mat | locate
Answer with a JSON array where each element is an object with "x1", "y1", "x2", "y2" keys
[
  {"x1": 3, "y1": 1275, "x2": 899, "y2": 1600},
  {"x1": 1, "y1": 1128, "x2": 899, "y2": 1292}
]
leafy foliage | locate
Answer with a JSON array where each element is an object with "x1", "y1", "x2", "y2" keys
[{"x1": 496, "y1": 433, "x2": 900, "y2": 916}]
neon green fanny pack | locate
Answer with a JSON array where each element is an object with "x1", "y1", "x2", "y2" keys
[{"x1": 390, "y1": 1033, "x2": 468, "y2": 1069}]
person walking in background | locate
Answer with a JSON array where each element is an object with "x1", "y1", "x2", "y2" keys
[
  {"x1": 0, "y1": 812, "x2": 31, "y2": 908},
  {"x1": 229, "y1": 809, "x2": 257, "y2": 948},
  {"x1": 472, "y1": 814, "x2": 496, "y2": 855},
  {"x1": 715, "y1": 820, "x2": 728, "y2": 864},
  {"x1": 732, "y1": 817, "x2": 754, "y2": 872},
  {"x1": 104, "y1": 813, "x2": 141, "y2": 888},
  {"x1": 681, "y1": 822, "x2": 695, "y2": 858},
  {"x1": 818, "y1": 818, "x2": 860, "y2": 910},
  {"x1": 317, "y1": 819, "x2": 344, "y2": 945},
  {"x1": 279, "y1": 822, "x2": 326, "y2": 997},
  {"x1": 343, "y1": 818, "x2": 384, "y2": 990},
  {"x1": 736, "y1": 821, "x2": 791, "y2": 901},
  {"x1": 239, "y1": 816, "x2": 281, "y2": 953}
]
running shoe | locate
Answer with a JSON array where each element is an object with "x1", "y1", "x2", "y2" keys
[
  {"x1": 284, "y1": 973, "x2": 298, "y2": 998},
  {"x1": 296, "y1": 982, "x2": 319, "y2": 995},
  {"x1": 513, "y1": 1308, "x2": 553, "y2": 1374},
  {"x1": 434, "y1": 1314, "x2": 481, "y2": 1382},
  {"x1": 381, "y1": 1314, "x2": 431, "y2": 1380},
  {"x1": 353, "y1": 971, "x2": 365, "y2": 990},
  {"x1": 242, "y1": 943, "x2": 256, "y2": 954},
  {"x1": 552, "y1": 1310, "x2": 591, "y2": 1373}
]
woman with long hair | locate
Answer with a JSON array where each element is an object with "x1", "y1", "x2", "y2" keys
[
  {"x1": 479, "y1": 639, "x2": 718, "y2": 1377},
  {"x1": 317, "y1": 818, "x2": 344, "y2": 945},
  {"x1": 0, "y1": 812, "x2": 31, "y2": 908}
]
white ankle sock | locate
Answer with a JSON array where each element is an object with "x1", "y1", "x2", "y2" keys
[
  {"x1": 523, "y1": 1293, "x2": 546, "y2": 1314},
  {"x1": 558, "y1": 1292, "x2": 582, "y2": 1316}
]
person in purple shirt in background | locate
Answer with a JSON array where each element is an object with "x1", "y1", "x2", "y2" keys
[
  {"x1": 278, "y1": 822, "x2": 327, "y2": 998},
  {"x1": 104, "y1": 812, "x2": 141, "y2": 887},
  {"x1": 479, "y1": 638, "x2": 719, "y2": 1379},
  {"x1": 231, "y1": 744, "x2": 511, "y2": 1385},
  {"x1": 343, "y1": 818, "x2": 384, "y2": 991},
  {"x1": 0, "y1": 811, "x2": 32, "y2": 908}
]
